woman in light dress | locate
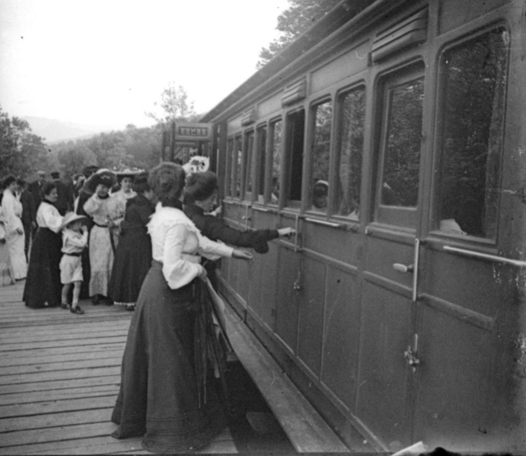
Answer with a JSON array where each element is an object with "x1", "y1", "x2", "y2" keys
[
  {"x1": 0, "y1": 192, "x2": 15, "y2": 286},
  {"x1": 1, "y1": 176, "x2": 26, "y2": 280}
]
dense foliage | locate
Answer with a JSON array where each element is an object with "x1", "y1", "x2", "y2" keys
[
  {"x1": 50, "y1": 124, "x2": 163, "y2": 176},
  {"x1": 256, "y1": 0, "x2": 380, "y2": 69},
  {"x1": 0, "y1": 106, "x2": 50, "y2": 179}
]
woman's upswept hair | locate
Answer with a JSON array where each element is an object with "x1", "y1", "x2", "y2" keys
[
  {"x1": 148, "y1": 163, "x2": 186, "y2": 206},
  {"x1": 132, "y1": 172, "x2": 150, "y2": 194},
  {"x1": 184, "y1": 171, "x2": 218, "y2": 204},
  {"x1": 2, "y1": 175, "x2": 16, "y2": 189},
  {"x1": 42, "y1": 181, "x2": 57, "y2": 196}
]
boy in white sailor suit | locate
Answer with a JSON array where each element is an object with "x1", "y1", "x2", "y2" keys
[{"x1": 59, "y1": 213, "x2": 88, "y2": 314}]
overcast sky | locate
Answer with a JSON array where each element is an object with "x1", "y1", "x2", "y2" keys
[{"x1": 0, "y1": 0, "x2": 288, "y2": 129}]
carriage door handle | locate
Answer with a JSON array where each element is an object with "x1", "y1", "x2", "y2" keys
[
  {"x1": 392, "y1": 238, "x2": 421, "y2": 302},
  {"x1": 241, "y1": 204, "x2": 251, "y2": 229},
  {"x1": 404, "y1": 334, "x2": 420, "y2": 373}
]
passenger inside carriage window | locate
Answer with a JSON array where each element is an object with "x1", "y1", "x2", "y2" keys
[{"x1": 312, "y1": 180, "x2": 328, "y2": 210}]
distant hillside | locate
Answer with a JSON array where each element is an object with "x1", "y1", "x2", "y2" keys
[{"x1": 22, "y1": 116, "x2": 120, "y2": 143}]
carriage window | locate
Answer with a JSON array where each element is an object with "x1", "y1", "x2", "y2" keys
[
  {"x1": 225, "y1": 138, "x2": 233, "y2": 197},
  {"x1": 335, "y1": 87, "x2": 365, "y2": 218},
  {"x1": 233, "y1": 136, "x2": 242, "y2": 198},
  {"x1": 285, "y1": 110, "x2": 305, "y2": 205},
  {"x1": 437, "y1": 29, "x2": 508, "y2": 239},
  {"x1": 244, "y1": 130, "x2": 254, "y2": 200},
  {"x1": 309, "y1": 101, "x2": 332, "y2": 212},
  {"x1": 375, "y1": 65, "x2": 424, "y2": 227},
  {"x1": 269, "y1": 119, "x2": 282, "y2": 205},
  {"x1": 256, "y1": 126, "x2": 267, "y2": 203}
]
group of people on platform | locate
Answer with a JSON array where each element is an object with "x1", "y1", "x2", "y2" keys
[
  {"x1": 0, "y1": 170, "x2": 78, "y2": 287},
  {"x1": 3, "y1": 160, "x2": 295, "y2": 453}
]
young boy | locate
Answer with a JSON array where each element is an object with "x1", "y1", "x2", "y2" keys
[{"x1": 59, "y1": 212, "x2": 88, "y2": 314}]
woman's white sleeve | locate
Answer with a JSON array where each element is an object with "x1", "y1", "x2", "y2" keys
[
  {"x1": 196, "y1": 230, "x2": 234, "y2": 259},
  {"x1": 162, "y1": 223, "x2": 204, "y2": 289},
  {"x1": 83, "y1": 194, "x2": 102, "y2": 216},
  {"x1": 42, "y1": 205, "x2": 63, "y2": 233},
  {"x1": 1, "y1": 194, "x2": 22, "y2": 234}
]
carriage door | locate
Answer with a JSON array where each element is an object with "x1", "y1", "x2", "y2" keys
[
  {"x1": 412, "y1": 28, "x2": 511, "y2": 449},
  {"x1": 355, "y1": 62, "x2": 425, "y2": 451}
]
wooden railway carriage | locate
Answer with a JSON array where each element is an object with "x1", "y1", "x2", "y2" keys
[{"x1": 197, "y1": 0, "x2": 526, "y2": 452}]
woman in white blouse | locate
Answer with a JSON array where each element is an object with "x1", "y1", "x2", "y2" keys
[
  {"x1": 23, "y1": 182, "x2": 64, "y2": 308},
  {"x1": 111, "y1": 163, "x2": 252, "y2": 453}
]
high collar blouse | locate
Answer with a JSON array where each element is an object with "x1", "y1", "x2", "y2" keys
[
  {"x1": 147, "y1": 203, "x2": 234, "y2": 290},
  {"x1": 36, "y1": 201, "x2": 63, "y2": 233}
]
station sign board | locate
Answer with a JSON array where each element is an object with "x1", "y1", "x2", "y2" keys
[{"x1": 174, "y1": 122, "x2": 214, "y2": 142}]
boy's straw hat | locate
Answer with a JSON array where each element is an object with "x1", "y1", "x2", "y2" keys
[{"x1": 61, "y1": 212, "x2": 87, "y2": 230}]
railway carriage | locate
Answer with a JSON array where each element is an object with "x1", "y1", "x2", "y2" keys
[{"x1": 174, "y1": 0, "x2": 526, "y2": 451}]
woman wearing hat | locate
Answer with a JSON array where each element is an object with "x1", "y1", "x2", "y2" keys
[
  {"x1": 23, "y1": 182, "x2": 64, "y2": 308},
  {"x1": 82, "y1": 170, "x2": 119, "y2": 305}
]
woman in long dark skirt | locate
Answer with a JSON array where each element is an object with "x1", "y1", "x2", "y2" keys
[
  {"x1": 23, "y1": 182, "x2": 64, "y2": 308},
  {"x1": 108, "y1": 172, "x2": 155, "y2": 310},
  {"x1": 111, "y1": 163, "x2": 252, "y2": 453}
]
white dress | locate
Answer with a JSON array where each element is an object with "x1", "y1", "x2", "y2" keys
[
  {"x1": 1, "y1": 189, "x2": 27, "y2": 280},
  {"x1": 83, "y1": 193, "x2": 122, "y2": 297}
]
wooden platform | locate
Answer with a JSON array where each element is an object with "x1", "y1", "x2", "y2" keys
[{"x1": 0, "y1": 281, "x2": 237, "y2": 454}]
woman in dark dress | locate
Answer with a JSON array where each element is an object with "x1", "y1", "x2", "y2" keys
[
  {"x1": 184, "y1": 171, "x2": 294, "y2": 289},
  {"x1": 23, "y1": 182, "x2": 64, "y2": 308},
  {"x1": 111, "y1": 163, "x2": 252, "y2": 453},
  {"x1": 108, "y1": 173, "x2": 155, "y2": 311}
]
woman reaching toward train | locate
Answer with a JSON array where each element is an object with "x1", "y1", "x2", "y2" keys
[
  {"x1": 184, "y1": 171, "x2": 295, "y2": 289},
  {"x1": 23, "y1": 182, "x2": 64, "y2": 308},
  {"x1": 111, "y1": 162, "x2": 252, "y2": 453}
]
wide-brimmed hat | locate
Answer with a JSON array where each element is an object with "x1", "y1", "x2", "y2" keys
[
  {"x1": 83, "y1": 169, "x2": 116, "y2": 193},
  {"x1": 114, "y1": 168, "x2": 144, "y2": 179},
  {"x1": 61, "y1": 212, "x2": 87, "y2": 230}
]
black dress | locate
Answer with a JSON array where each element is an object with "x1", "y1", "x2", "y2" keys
[
  {"x1": 108, "y1": 195, "x2": 153, "y2": 304},
  {"x1": 23, "y1": 202, "x2": 62, "y2": 308}
]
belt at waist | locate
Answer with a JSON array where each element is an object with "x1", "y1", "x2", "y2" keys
[
  {"x1": 64, "y1": 252, "x2": 82, "y2": 257},
  {"x1": 93, "y1": 222, "x2": 109, "y2": 228}
]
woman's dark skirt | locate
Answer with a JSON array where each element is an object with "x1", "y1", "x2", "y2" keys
[
  {"x1": 111, "y1": 262, "x2": 227, "y2": 453},
  {"x1": 23, "y1": 227, "x2": 62, "y2": 308},
  {"x1": 108, "y1": 229, "x2": 151, "y2": 303}
]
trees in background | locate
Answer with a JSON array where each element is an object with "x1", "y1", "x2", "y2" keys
[
  {"x1": 145, "y1": 82, "x2": 199, "y2": 124},
  {"x1": 0, "y1": 106, "x2": 50, "y2": 179},
  {"x1": 51, "y1": 124, "x2": 162, "y2": 174},
  {"x1": 257, "y1": 0, "x2": 375, "y2": 69},
  {"x1": 257, "y1": 0, "x2": 341, "y2": 69}
]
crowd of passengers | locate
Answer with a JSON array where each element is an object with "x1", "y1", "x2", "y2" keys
[{"x1": 1, "y1": 160, "x2": 295, "y2": 453}]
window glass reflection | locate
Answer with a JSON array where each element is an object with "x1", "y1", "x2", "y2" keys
[
  {"x1": 381, "y1": 77, "x2": 424, "y2": 208},
  {"x1": 336, "y1": 88, "x2": 365, "y2": 218},
  {"x1": 270, "y1": 120, "x2": 282, "y2": 205},
  {"x1": 256, "y1": 126, "x2": 267, "y2": 203},
  {"x1": 244, "y1": 131, "x2": 254, "y2": 199},
  {"x1": 310, "y1": 101, "x2": 332, "y2": 211},
  {"x1": 437, "y1": 29, "x2": 508, "y2": 238}
]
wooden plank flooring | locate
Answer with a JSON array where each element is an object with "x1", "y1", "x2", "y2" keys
[{"x1": 0, "y1": 281, "x2": 237, "y2": 454}]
